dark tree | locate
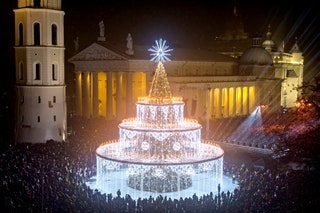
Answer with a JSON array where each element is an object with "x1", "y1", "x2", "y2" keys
[
  {"x1": 296, "y1": 76, "x2": 320, "y2": 118},
  {"x1": 270, "y1": 77, "x2": 320, "y2": 169}
]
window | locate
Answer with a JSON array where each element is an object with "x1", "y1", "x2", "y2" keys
[
  {"x1": 20, "y1": 95, "x2": 24, "y2": 104},
  {"x1": 37, "y1": 116, "x2": 40, "y2": 122},
  {"x1": 53, "y1": 115, "x2": 56, "y2": 121},
  {"x1": 35, "y1": 63, "x2": 41, "y2": 80},
  {"x1": 34, "y1": 0, "x2": 41, "y2": 8},
  {"x1": 52, "y1": 64, "x2": 57, "y2": 80},
  {"x1": 19, "y1": 23, "x2": 23, "y2": 46},
  {"x1": 34, "y1": 23, "x2": 40, "y2": 46},
  {"x1": 19, "y1": 63, "x2": 23, "y2": 80},
  {"x1": 286, "y1": 70, "x2": 294, "y2": 77},
  {"x1": 38, "y1": 96, "x2": 41, "y2": 103},
  {"x1": 53, "y1": 96, "x2": 56, "y2": 103},
  {"x1": 51, "y1": 24, "x2": 57, "y2": 45}
]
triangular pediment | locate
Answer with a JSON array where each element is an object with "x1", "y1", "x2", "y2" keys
[{"x1": 68, "y1": 43, "x2": 127, "y2": 62}]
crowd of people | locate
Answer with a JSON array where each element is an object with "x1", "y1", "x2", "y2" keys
[{"x1": 1, "y1": 116, "x2": 319, "y2": 212}]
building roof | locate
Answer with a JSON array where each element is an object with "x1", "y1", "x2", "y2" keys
[
  {"x1": 100, "y1": 41, "x2": 238, "y2": 62},
  {"x1": 239, "y1": 47, "x2": 273, "y2": 65},
  {"x1": 69, "y1": 40, "x2": 239, "y2": 64},
  {"x1": 239, "y1": 37, "x2": 273, "y2": 65}
]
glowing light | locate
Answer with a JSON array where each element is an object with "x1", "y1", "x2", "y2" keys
[
  {"x1": 173, "y1": 142, "x2": 181, "y2": 151},
  {"x1": 126, "y1": 167, "x2": 136, "y2": 176},
  {"x1": 260, "y1": 104, "x2": 267, "y2": 109},
  {"x1": 154, "y1": 168, "x2": 165, "y2": 178},
  {"x1": 94, "y1": 56, "x2": 225, "y2": 197},
  {"x1": 141, "y1": 141, "x2": 150, "y2": 150},
  {"x1": 186, "y1": 167, "x2": 195, "y2": 175},
  {"x1": 148, "y1": 38, "x2": 173, "y2": 62}
]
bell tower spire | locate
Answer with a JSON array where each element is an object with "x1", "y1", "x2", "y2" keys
[{"x1": 14, "y1": 0, "x2": 67, "y2": 143}]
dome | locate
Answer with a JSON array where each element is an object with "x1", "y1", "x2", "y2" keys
[
  {"x1": 262, "y1": 39, "x2": 275, "y2": 49},
  {"x1": 240, "y1": 36, "x2": 273, "y2": 65},
  {"x1": 239, "y1": 47, "x2": 273, "y2": 65},
  {"x1": 262, "y1": 25, "x2": 275, "y2": 52}
]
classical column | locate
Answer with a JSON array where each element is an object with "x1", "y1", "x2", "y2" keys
[
  {"x1": 246, "y1": 86, "x2": 250, "y2": 115},
  {"x1": 232, "y1": 87, "x2": 236, "y2": 117},
  {"x1": 75, "y1": 71, "x2": 82, "y2": 116},
  {"x1": 107, "y1": 72, "x2": 113, "y2": 120},
  {"x1": 213, "y1": 88, "x2": 218, "y2": 118},
  {"x1": 146, "y1": 72, "x2": 153, "y2": 94},
  {"x1": 83, "y1": 72, "x2": 91, "y2": 118},
  {"x1": 249, "y1": 86, "x2": 256, "y2": 113},
  {"x1": 126, "y1": 72, "x2": 133, "y2": 117},
  {"x1": 209, "y1": 88, "x2": 214, "y2": 119},
  {"x1": 225, "y1": 87, "x2": 229, "y2": 117},
  {"x1": 217, "y1": 88, "x2": 222, "y2": 118},
  {"x1": 116, "y1": 72, "x2": 122, "y2": 120},
  {"x1": 240, "y1": 87, "x2": 243, "y2": 116},
  {"x1": 92, "y1": 72, "x2": 99, "y2": 118}
]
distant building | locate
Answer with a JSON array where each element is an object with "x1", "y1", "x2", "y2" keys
[
  {"x1": 14, "y1": 0, "x2": 67, "y2": 143},
  {"x1": 68, "y1": 17, "x2": 303, "y2": 122}
]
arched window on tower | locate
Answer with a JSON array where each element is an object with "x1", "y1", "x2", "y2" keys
[
  {"x1": 34, "y1": 0, "x2": 41, "y2": 8},
  {"x1": 34, "y1": 23, "x2": 40, "y2": 46},
  {"x1": 35, "y1": 63, "x2": 41, "y2": 80},
  {"x1": 19, "y1": 62, "x2": 24, "y2": 80},
  {"x1": 52, "y1": 64, "x2": 57, "y2": 80},
  {"x1": 20, "y1": 95, "x2": 24, "y2": 104},
  {"x1": 19, "y1": 23, "x2": 23, "y2": 46},
  {"x1": 51, "y1": 24, "x2": 57, "y2": 45}
]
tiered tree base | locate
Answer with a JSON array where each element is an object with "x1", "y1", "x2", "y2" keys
[{"x1": 127, "y1": 166, "x2": 192, "y2": 192}]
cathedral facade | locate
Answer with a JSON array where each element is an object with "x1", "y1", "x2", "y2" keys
[{"x1": 68, "y1": 27, "x2": 303, "y2": 122}]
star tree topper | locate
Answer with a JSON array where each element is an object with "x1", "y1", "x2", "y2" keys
[{"x1": 148, "y1": 38, "x2": 173, "y2": 62}]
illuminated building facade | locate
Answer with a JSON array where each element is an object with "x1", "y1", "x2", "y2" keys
[
  {"x1": 68, "y1": 37, "x2": 303, "y2": 121},
  {"x1": 68, "y1": 9, "x2": 303, "y2": 122},
  {"x1": 14, "y1": 0, "x2": 67, "y2": 143},
  {"x1": 262, "y1": 26, "x2": 304, "y2": 109}
]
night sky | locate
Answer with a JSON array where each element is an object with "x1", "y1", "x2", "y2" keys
[
  {"x1": 0, "y1": 0, "x2": 319, "y2": 146},
  {"x1": 61, "y1": 1, "x2": 318, "y2": 52}
]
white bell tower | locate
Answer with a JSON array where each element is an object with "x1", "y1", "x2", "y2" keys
[{"x1": 14, "y1": 0, "x2": 67, "y2": 143}]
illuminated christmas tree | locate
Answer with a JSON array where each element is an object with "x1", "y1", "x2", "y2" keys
[
  {"x1": 148, "y1": 61, "x2": 172, "y2": 102},
  {"x1": 148, "y1": 38, "x2": 173, "y2": 102},
  {"x1": 95, "y1": 39, "x2": 224, "y2": 196}
]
